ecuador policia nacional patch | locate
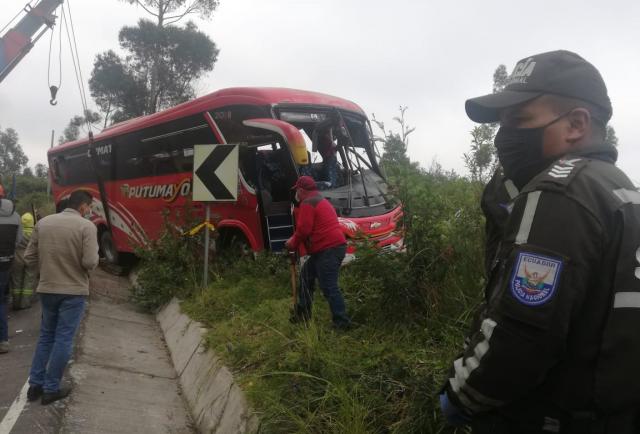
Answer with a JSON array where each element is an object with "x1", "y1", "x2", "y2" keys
[{"x1": 510, "y1": 252, "x2": 563, "y2": 306}]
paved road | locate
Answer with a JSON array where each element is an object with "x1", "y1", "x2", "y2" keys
[
  {"x1": 0, "y1": 266, "x2": 194, "y2": 434},
  {"x1": 0, "y1": 298, "x2": 65, "y2": 434}
]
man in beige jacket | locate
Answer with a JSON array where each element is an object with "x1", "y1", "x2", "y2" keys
[{"x1": 24, "y1": 190, "x2": 99, "y2": 405}]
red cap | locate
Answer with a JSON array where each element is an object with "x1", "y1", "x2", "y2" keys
[{"x1": 291, "y1": 176, "x2": 317, "y2": 191}]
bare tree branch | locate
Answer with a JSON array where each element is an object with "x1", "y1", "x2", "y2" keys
[
  {"x1": 135, "y1": 0, "x2": 160, "y2": 17},
  {"x1": 164, "y1": 0, "x2": 198, "y2": 22}
]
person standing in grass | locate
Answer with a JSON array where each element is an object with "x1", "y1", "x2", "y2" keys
[
  {"x1": 25, "y1": 190, "x2": 99, "y2": 405},
  {"x1": 285, "y1": 175, "x2": 351, "y2": 330},
  {"x1": 441, "y1": 50, "x2": 640, "y2": 433}
]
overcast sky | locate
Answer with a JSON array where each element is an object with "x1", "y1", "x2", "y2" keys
[{"x1": 1, "y1": 0, "x2": 638, "y2": 183}]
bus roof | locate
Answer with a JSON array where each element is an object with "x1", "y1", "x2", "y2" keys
[{"x1": 51, "y1": 87, "x2": 366, "y2": 153}]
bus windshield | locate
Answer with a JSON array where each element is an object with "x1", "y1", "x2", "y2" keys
[{"x1": 276, "y1": 108, "x2": 394, "y2": 216}]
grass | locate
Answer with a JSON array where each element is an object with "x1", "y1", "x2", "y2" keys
[{"x1": 180, "y1": 250, "x2": 478, "y2": 434}]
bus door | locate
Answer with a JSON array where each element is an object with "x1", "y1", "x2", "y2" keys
[{"x1": 242, "y1": 119, "x2": 308, "y2": 251}]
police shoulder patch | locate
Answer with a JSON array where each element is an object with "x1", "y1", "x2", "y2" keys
[{"x1": 510, "y1": 252, "x2": 563, "y2": 306}]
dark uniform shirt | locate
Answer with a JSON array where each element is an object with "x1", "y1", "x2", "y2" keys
[
  {"x1": 446, "y1": 144, "x2": 640, "y2": 433},
  {"x1": 0, "y1": 198, "x2": 21, "y2": 271},
  {"x1": 481, "y1": 169, "x2": 519, "y2": 276}
]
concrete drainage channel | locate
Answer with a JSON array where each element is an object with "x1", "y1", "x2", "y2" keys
[{"x1": 156, "y1": 298, "x2": 259, "y2": 434}]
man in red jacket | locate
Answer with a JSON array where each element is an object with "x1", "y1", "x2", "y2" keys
[{"x1": 285, "y1": 176, "x2": 351, "y2": 329}]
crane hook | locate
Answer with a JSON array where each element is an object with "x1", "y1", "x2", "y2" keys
[{"x1": 49, "y1": 85, "x2": 59, "y2": 106}]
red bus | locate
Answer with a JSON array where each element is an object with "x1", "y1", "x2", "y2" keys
[{"x1": 48, "y1": 87, "x2": 404, "y2": 263}]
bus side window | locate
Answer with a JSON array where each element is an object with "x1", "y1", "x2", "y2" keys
[
  {"x1": 115, "y1": 118, "x2": 214, "y2": 180},
  {"x1": 51, "y1": 157, "x2": 63, "y2": 184},
  {"x1": 211, "y1": 105, "x2": 272, "y2": 144}
]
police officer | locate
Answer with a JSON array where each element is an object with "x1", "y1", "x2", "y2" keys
[
  {"x1": 440, "y1": 50, "x2": 640, "y2": 433},
  {"x1": 0, "y1": 188, "x2": 22, "y2": 353}
]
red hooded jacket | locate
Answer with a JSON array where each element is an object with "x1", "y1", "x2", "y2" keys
[{"x1": 289, "y1": 190, "x2": 346, "y2": 254}]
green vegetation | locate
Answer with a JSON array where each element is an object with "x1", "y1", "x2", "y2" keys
[
  {"x1": 132, "y1": 206, "x2": 202, "y2": 310},
  {"x1": 13, "y1": 175, "x2": 55, "y2": 216},
  {"x1": 0, "y1": 124, "x2": 54, "y2": 216},
  {"x1": 134, "y1": 163, "x2": 485, "y2": 433},
  {"x1": 0, "y1": 174, "x2": 54, "y2": 217}
]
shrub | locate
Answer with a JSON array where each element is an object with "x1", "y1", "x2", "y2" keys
[{"x1": 132, "y1": 205, "x2": 203, "y2": 310}]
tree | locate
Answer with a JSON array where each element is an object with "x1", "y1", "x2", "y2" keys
[
  {"x1": 58, "y1": 110, "x2": 103, "y2": 144},
  {"x1": 464, "y1": 124, "x2": 496, "y2": 183},
  {"x1": 493, "y1": 64, "x2": 508, "y2": 93},
  {"x1": 372, "y1": 106, "x2": 416, "y2": 169},
  {"x1": 464, "y1": 65, "x2": 507, "y2": 182},
  {"x1": 120, "y1": 0, "x2": 219, "y2": 27},
  {"x1": 0, "y1": 126, "x2": 28, "y2": 174},
  {"x1": 605, "y1": 125, "x2": 619, "y2": 147},
  {"x1": 34, "y1": 163, "x2": 48, "y2": 178},
  {"x1": 90, "y1": 19, "x2": 218, "y2": 123},
  {"x1": 22, "y1": 166, "x2": 34, "y2": 177},
  {"x1": 89, "y1": 50, "x2": 147, "y2": 126}
]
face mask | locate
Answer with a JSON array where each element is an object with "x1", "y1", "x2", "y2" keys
[
  {"x1": 82, "y1": 205, "x2": 92, "y2": 219},
  {"x1": 494, "y1": 113, "x2": 567, "y2": 189}
]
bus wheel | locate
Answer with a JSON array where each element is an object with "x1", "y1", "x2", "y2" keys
[
  {"x1": 218, "y1": 230, "x2": 252, "y2": 258},
  {"x1": 100, "y1": 231, "x2": 119, "y2": 265}
]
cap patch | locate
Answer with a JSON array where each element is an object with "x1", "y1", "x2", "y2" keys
[
  {"x1": 505, "y1": 58, "x2": 537, "y2": 86},
  {"x1": 510, "y1": 252, "x2": 563, "y2": 306}
]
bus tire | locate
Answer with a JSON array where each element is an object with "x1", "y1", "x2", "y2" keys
[
  {"x1": 218, "y1": 229, "x2": 252, "y2": 258},
  {"x1": 100, "y1": 231, "x2": 119, "y2": 265}
]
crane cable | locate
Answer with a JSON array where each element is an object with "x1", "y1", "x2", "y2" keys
[
  {"x1": 60, "y1": 0, "x2": 91, "y2": 131},
  {"x1": 47, "y1": 7, "x2": 63, "y2": 105},
  {"x1": 60, "y1": 0, "x2": 113, "y2": 233}
]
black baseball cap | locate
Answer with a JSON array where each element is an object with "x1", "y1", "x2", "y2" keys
[{"x1": 465, "y1": 50, "x2": 612, "y2": 123}]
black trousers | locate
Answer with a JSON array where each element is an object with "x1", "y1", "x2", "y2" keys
[{"x1": 471, "y1": 411, "x2": 638, "y2": 434}]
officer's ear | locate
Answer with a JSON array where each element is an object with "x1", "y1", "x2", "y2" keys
[{"x1": 566, "y1": 108, "x2": 590, "y2": 146}]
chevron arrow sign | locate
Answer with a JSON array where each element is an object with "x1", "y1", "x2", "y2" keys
[{"x1": 193, "y1": 144, "x2": 239, "y2": 202}]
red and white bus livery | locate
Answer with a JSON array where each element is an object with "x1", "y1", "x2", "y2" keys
[{"x1": 48, "y1": 87, "x2": 404, "y2": 263}]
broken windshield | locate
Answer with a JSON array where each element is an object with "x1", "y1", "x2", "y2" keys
[{"x1": 277, "y1": 108, "x2": 395, "y2": 216}]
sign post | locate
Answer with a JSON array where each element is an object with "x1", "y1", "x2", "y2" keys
[
  {"x1": 203, "y1": 205, "x2": 211, "y2": 288},
  {"x1": 192, "y1": 144, "x2": 239, "y2": 287}
]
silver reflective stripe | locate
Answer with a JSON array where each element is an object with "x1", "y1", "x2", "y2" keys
[
  {"x1": 481, "y1": 318, "x2": 497, "y2": 339},
  {"x1": 449, "y1": 318, "x2": 502, "y2": 410},
  {"x1": 515, "y1": 191, "x2": 541, "y2": 245},
  {"x1": 613, "y1": 188, "x2": 640, "y2": 205},
  {"x1": 448, "y1": 378, "x2": 503, "y2": 411},
  {"x1": 454, "y1": 357, "x2": 470, "y2": 383},
  {"x1": 474, "y1": 341, "x2": 489, "y2": 359},
  {"x1": 504, "y1": 179, "x2": 519, "y2": 199},
  {"x1": 543, "y1": 416, "x2": 561, "y2": 433},
  {"x1": 448, "y1": 378, "x2": 482, "y2": 411},
  {"x1": 613, "y1": 292, "x2": 640, "y2": 309},
  {"x1": 465, "y1": 355, "x2": 480, "y2": 370}
]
